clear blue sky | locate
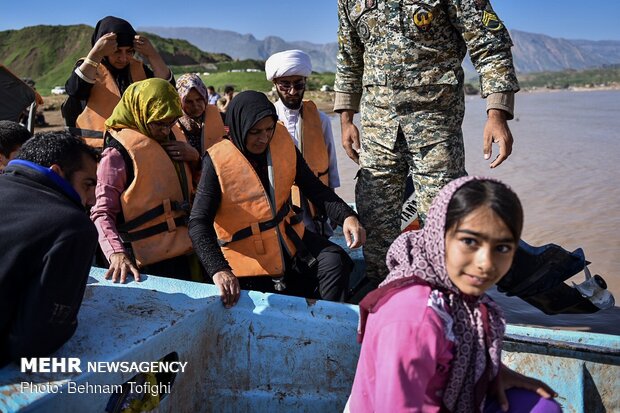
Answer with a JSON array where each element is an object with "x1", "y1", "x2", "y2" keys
[{"x1": 1, "y1": 0, "x2": 619, "y2": 44}]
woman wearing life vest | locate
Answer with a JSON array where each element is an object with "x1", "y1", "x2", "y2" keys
[
  {"x1": 63, "y1": 16, "x2": 174, "y2": 149},
  {"x1": 174, "y1": 74, "x2": 227, "y2": 184},
  {"x1": 176, "y1": 74, "x2": 227, "y2": 154},
  {"x1": 91, "y1": 78, "x2": 202, "y2": 283},
  {"x1": 346, "y1": 177, "x2": 561, "y2": 413},
  {"x1": 189, "y1": 91, "x2": 366, "y2": 308}
]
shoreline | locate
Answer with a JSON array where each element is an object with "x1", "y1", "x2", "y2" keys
[{"x1": 34, "y1": 85, "x2": 619, "y2": 133}]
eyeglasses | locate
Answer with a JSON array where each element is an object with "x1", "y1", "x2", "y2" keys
[
  {"x1": 275, "y1": 80, "x2": 306, "y2": 92},
  {"x1": 149, "y1": 119, "x2": 177, "y2": 130}
]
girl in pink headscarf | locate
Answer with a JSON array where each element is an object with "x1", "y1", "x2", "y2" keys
[{"x1": 347, "y1": 176, "x2": 562, "y2": 413}]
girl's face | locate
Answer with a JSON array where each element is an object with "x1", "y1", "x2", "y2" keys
[{"x1": 444, "y1": 205, "x2": 517, "y2": 296}]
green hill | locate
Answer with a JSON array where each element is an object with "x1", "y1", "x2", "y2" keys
[{"x1": 0, "y1": 25, "x2": 232, "y2": 94}]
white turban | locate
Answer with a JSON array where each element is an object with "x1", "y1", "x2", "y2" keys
[{"x1": 265, "y1": 50, "x2": 312, "y2": 81}]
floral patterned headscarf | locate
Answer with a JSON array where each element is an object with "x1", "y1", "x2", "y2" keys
[
  {"x1": 105, "y1": 78, "x2": 182, "y2": 139},
  {"x1": 176, "y1": 73, "x2": 208, "y2": 107},
  {"x1": 364, "y1": 176, "x2": 509, "y2": 412}
]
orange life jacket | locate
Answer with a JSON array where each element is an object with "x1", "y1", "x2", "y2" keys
[
  {"x1": 208, "y1": 124, "x2": 305, "y2": 277},
  {"x1": 290, "y1": 100, "x2": 330, "y2": 219},
  {"x1": 110, "y1": 127, "x2": 194, "y2": 267},
  {"x1": 202, "y1": 105, "x2": 226, "y2": 152},
  {"x1": 76, "y1": 58, "x2": 147, "y2": 148}
]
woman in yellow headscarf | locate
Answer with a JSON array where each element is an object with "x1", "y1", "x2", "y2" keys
[{"x1": 91, "y1": 78, "x2": 202, "y2": 283}]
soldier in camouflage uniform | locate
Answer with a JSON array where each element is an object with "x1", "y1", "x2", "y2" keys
[{"x1": 334, "y1": 0, "x2": 520, "y2": 285}]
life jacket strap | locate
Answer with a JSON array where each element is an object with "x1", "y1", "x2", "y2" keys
[
  {"x1": 119, "y1": 216, "x2": 187, "y2": 243},
  {"x1": 65, "y1": 126, "x2": 104, "y2": 139},
  {"x1": 118, "y1": 200, "x2": 191, "y2": 233},
  {"x1": 217, "y1": 203, "x2": 303, "y2": 247}
]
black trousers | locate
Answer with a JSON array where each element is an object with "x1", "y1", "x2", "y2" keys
[{"x1": 238, "y1": 230, "x2": 353, "y2": 302}]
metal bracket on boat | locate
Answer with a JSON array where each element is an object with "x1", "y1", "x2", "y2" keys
[
  {"x1": 572, "y1": 266, "x2": 615, "y2": 310},
  {"x1": 272, "y1": 277, "x2": 287, "y2": 292}
]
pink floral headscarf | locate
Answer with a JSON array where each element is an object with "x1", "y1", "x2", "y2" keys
[
  {"x1": 176, "y1": 73, "x2": 207, "y2": 106},
  {"x1": 361, "y1": 176, "x2": 508, "y2": 412}
]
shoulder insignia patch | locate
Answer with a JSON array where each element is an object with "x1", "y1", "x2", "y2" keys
[
  {"x1": 482, "y1": 10, "x2": 503, "y2": 31},
  {"x1": 474, "y1": 0, "x2": 487, "y2": 10},
  {"x1": 413, "y1": 7, "x2": 434, "y2": 32},
  {"x1": 358, "y1": 21, "x2": 371, "y2": 41}
]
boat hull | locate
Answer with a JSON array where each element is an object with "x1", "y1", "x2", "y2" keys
[{"x1": 1, "y1": 268, "x2": 618, "y2": 412}]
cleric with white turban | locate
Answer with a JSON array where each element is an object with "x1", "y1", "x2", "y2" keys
[
  {"x1": 264, "y1": 49, "x2": 342, "y2": 239},
  {"x1": 265, "y1": 50, "x2": 312, "y2": 81}
]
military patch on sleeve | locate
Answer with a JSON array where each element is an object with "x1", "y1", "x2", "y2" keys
[
  {"x1": 413, "y1": 7, "x2": 434, "y2": 32},
  {"x1": 358, "y1": 21, "x2": 371, "y2": 41},
  {"x1": 482, "y1": 10, "x2": 503, "y2": 31},
  {"x1": 474, "y1": 0, "x2": 487, "y2": 10}
]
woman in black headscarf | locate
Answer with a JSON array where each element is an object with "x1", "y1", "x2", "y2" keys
[
  {"x1": 64, "y1": 16, "x2": 173, "y2": 149},
  {"x1": 189, "y1": 91, "x2": 366, "y2": 308}
]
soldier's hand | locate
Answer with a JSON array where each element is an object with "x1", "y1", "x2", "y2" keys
[
  {"x1": 340, "y1": 111, "x2": 360, "y2": 164},
  {"x1": 484, "y1": 109, "x2": 513, "y2": 168}
]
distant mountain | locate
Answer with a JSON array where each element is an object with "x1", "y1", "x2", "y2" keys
[
  {"x1": 509, "y1": 30, "x2": 620, "y2": 73},
  {"x1": 140, "y1": 27, "x2": 338, "y2": 73},
  {"x1": 140, "y1": 26, "x2": 620, "y2": 75}
]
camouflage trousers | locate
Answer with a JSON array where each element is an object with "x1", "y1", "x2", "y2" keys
[{"x1": 356, "y1": 126, "x2": 466, "y2": 284}]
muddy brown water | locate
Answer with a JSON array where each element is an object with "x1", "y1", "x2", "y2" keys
[{"x1": 331, "y1": 89, "x2": 620, "y2": 336}]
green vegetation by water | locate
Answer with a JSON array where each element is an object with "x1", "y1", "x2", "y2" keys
[{"x1": 518, "y1": 67, "x2": 620, "y2": 89}]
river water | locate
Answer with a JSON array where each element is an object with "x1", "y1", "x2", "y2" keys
[{"x1": 330, "y1": 89, "x2": 620, "y2": 335}]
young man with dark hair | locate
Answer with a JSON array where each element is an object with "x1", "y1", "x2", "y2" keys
[
  {"x1": 0, "y1": 132, "x2": 100, "y2": 366},
  {"x1": 0, "y1": 120, "x2": 31, "y2": 173}
]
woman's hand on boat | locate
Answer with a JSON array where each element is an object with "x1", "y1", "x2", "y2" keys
[
  {"x1": 105, "y1": 252, "x2": 141, "y2": 283},
  {"x1": 213, "y1": 270, "x2": 240, "y2": 308},
  {"x1": 162, "y1": 141, "x2": 200, "y2": 163},
  {"x1": 343, "y1": 215, "x2": 366, "y2": 249},
  {"x1": 491, "y1": 364, "x2": 558, "y2": 411}
]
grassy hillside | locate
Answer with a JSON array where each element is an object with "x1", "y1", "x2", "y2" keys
[
  {"x1": 192, "y1": 71, "x2": 337, "y2": 93},
  {"x1": 0, "y1": 25, "x2": 231, "y2": 94},
  {"x1": 1, "y1": 25, "x2": 93, "y2": 94}
]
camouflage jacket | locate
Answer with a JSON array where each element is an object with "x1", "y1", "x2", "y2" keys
[{"x1": 334, "y1": 0, "x2": 519, "y2": 112}]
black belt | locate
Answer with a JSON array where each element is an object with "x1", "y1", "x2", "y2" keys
[
  {"x1": 65, "y1": 126, "x2": 104, "y2": 139},
  {"x1": 118, "y1": 200, "x2": 190, "y2": 243},
  {"x1": 217, "y1": 203, "x2": 303, "y2": 247},
  {"x1": 119, "y1": 216, "x2": 187, "y2": 243},
  {"x1": 217, "y1": 203, "x2": 316, "y2": 269}
]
